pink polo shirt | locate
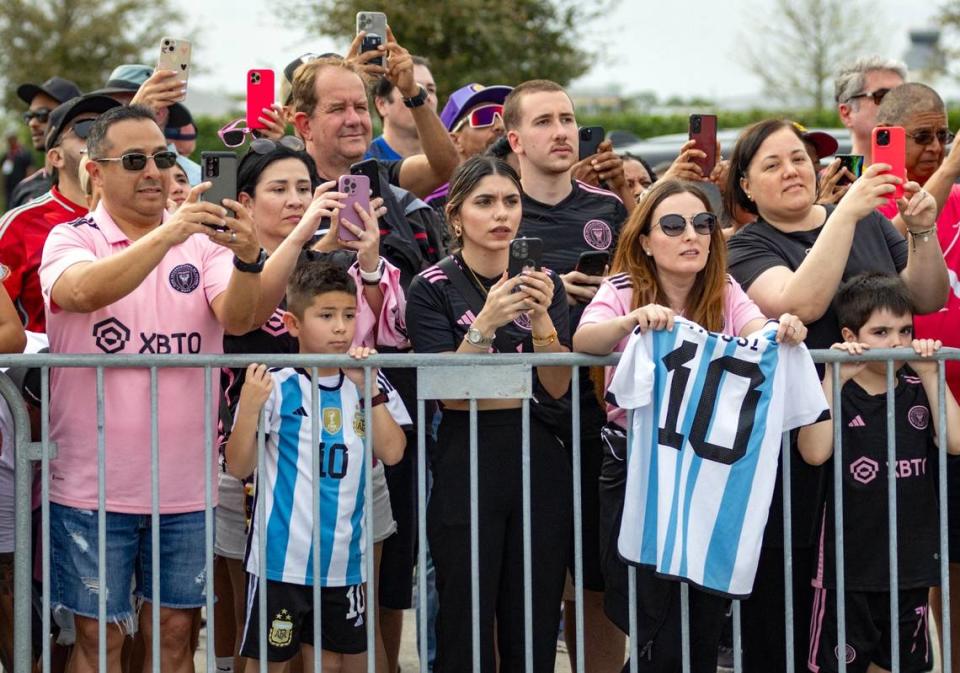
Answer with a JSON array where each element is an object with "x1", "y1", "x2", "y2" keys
[{"x1": 39, "y1": 203, "x2": 233, "y2": 514}]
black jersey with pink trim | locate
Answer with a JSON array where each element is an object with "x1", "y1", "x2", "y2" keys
[{"x1": 814, "y1": 368, "x2": 941, "y2": 591}]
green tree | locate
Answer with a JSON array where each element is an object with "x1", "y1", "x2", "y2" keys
[
  {"x1": 0, "y1": 0, "x2": 182, "y2": 114},
  {"x1": 738, "y1": 0, "x2": 880, "y2": 112},
  {"x1": 936, "y1": 1, "x2": 960, "y2": 80},
  {"x1": 280, "y1": 0, "x2": 617, "y2": 96}
]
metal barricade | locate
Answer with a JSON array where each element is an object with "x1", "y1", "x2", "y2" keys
[{"x1": 5, "y1": 348, "x2": 959, "y2": 673}]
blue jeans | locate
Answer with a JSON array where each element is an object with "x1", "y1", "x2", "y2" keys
[{"x1": 49, "y1": 503, "x2": 209, "y2": 626}]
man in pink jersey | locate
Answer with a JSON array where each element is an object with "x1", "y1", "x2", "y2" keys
[
  {"x1": 39, "y1": 104, "x2": 264, "y2": 673},
  {"x1": 872, "y1": 82, "x2": 960, "y2": 673}
]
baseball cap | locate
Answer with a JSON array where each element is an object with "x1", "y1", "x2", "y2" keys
[
  {"x1": 91, "y1": 64, "x2": 192, "y2": 127},
  {"x1": 44, "y1": 94, "x2": 121, "y2": 150},
  {"x1": 17, "y1": 76, "x2": 82, "y2": 106},
  {"x1": 793, "y1": 123, "x2": 839, "y2": 160},
  {"x1": 281, "y1": 52, "x2": 341, "y2": 105},
  {"x1": 440, "y1": 83, "x2": 513, "y2": 131}
]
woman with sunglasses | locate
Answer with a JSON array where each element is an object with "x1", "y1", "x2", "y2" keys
[
  {"x1": 722, "y1": 118, "x2": 947, "y2": 673},
  {"x1": 214, "y1": 137, "x2": 404, "y2": 672},
  {"x1": 572, "y1": 178, "x2": 805, "y2": 672}
]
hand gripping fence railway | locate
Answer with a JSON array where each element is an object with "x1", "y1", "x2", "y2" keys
[{"x1": 7, "y1": 348, "x2": 959, "y2": 673}]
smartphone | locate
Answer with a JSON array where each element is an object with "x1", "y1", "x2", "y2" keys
[
  {"x1": 835, "y1": 154, "x2": 864, "y2": 186},
  {"x1": 361, "y1": 34, "x2": 384, "y2": 68},
  {"x1": 246, "y1": 69, "x2": 275, "y2": 131},
  {"x1": 688, "y1": 114, "x2": 718, "y2": 177},
  {"x1": 356, "y1": 11, "x2": 388, "y2": 38},
  {"x1": 872, "y1": 126, "x2": 906, "y2": 200},
  {"x1": 200, "y1": 152, "x2": 237, "y2": 223},
  {"x1": 508, "y1": 237, "x2": 543, "y2": 279},
  {"x1": 578, "y1": 126, "x2": 604, "y2": 160},
  {"x1": 337, "y1": 174, "x2": 371, "y2": 242},
  {"x1": 576, "y1": 250, "x2": 609, "y2": 276},
  {"x1": 350, "y1": 159, "x2": 382, "y2": 200},
  {"x1": 157, "y1": 37, "x2": 191, "y2": 90}
]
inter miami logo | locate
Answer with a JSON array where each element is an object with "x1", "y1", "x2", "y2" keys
[
  {"x1": 169, "y1": 264, "x2": 200, "y2": 294},
  {"x1": 908, "y1": 405, "x2": 930, "y2": 430},
  {"x1": 92, "y1": 317, "x2": 131, "y2": 354},
  {"x1": 583, "y1": 219, "x2": 612, "y2": 250}
]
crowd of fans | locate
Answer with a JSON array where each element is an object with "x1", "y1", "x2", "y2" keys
[{"x1": 0, "y1": 21, "x2": 957, "y2": 673}]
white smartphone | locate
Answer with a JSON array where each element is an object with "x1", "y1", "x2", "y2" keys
[
  {"x1": 356, "y1": 11, "x2": 387, "y2": 38},
  {"x1": 157, "y1": 37, "x2": 191, "y2": 88}
]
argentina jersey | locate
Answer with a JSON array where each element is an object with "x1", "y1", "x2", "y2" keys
[
  {"x1": 245, "y1": 367, "x2": 412, "y2": 587},
  {"x1": 607, "y1": 318, "x2": 826, "y2": 596}
]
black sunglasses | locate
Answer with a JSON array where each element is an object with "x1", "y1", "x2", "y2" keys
[
  {"x1": 655, "y1": 212, "x2": 717, "y2": 237},
  {"x1": 70, "y1": 118, "x2": 96, "y2": 140},
  {"x1": 93, "y1": 150, "x2": 178, "y2": 171},
  {"x1": 23, "y1": 108, "x2": 51, "y2": 123},
  {"x1": 907, "y1": 129, "x2": 955, "y2": 147},
  {"x1": 250, "y1": 136, "x2": 305, "y2": 154},
  {"x1": 848, "y1": 88, "x2": 890, "y2": 106}
]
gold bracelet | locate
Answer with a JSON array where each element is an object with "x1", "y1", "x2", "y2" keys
[{"x1": 532, "y1": 330, "x2": 557, "y2": 347}]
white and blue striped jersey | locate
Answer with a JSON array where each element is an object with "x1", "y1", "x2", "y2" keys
[
  {"x1": 244, "y1": 367, "x2": 411, "y2": 587},
  {"x1": 607, "y1": 318, "x2": 826, "y2": 597}
]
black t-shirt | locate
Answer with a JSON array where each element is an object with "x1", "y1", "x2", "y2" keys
[
  {"x1": 517, "y1": 180, "x2": 629, "y2": 434},
  {"x1": 818, "y1": 369, "x2": 940, "y2": 591},
  {"x1": 405, "y1": 254, "x2": 571, "y2": 414},
  {"x1": 727, "y1": 205, "x2": 908, "y2": 351},
  {"x1": 727, "y1": 206, "x2": 909, "y2": 548}
]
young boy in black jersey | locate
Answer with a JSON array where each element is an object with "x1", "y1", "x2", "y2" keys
[{"x1": 798, "y1": 271, "x2": 960, "y2": 673}]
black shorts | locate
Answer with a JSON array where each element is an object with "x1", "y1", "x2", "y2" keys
[
  {"x1": 239, "y1": 576, "x2": 367, "y2": 660},
  {"x1": 948, "y1": 456, "x2": 960, "y2": 562},
  {"x1": 807, "y1": 586, "x2": 932, "y2": 673}
]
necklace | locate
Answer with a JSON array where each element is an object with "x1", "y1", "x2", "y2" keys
[{"x1": 460, "y1": 256, "x2": 491, "y2": 297}]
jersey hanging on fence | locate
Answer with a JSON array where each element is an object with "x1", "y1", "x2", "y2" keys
[{"x1": 607, "y1": 318, "x2": 827, "y2": 596}]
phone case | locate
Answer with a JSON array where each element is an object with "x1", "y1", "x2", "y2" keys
[
  {"x1": 350, "y1": 159, "x2": 382, "y2": 200},
  {"x1": 576, "y1": 250, "x2": 609, "y2": 276},
  {"x1": 578, "y1": 127, "x2": 604, "y2": 160},
  {"x1": 688, "y1": 114, "x2": 718, "y2": 177},
  {"x1": 872, "y1": 127, "x2": 906, "y2": 200},
  {"x1": 246, "y1": 69, "x2": 275, "y2": 131},
  {"x1": 356, "y1": 11, "x2": 388, "y2": 38},
  {"x1": 338, "y1": 175, "x2": 371, "y2": 241},
  {"x1": 199, "y1": 152, "x2": 238, "y2": 221},
  {"x1": 158, "y1": 37, "x2": 191, "y2": 86},
  {"x1": 508, "y1": 238, "x2": 543, "y2": 278}
]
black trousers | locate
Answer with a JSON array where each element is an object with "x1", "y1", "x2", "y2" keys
[
  {"x1": 428, "y1": 409, "x2": 572, "y2": 673},
  {"x1": 598, "y1": 424, "x2": 728, "y2": 673}
]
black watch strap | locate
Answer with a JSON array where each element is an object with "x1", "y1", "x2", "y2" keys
[
  {"x1": 234, "y1": 248, "x2": 267, "y2": 273},
  {"x1": 360, "y1": 390, "x2": 389, "y2": 408},
  {"x1": 402, "y1": 86, "x2": 428, "y2": 108}
]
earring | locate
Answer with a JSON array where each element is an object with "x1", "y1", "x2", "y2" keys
[
  {"x1": 746, "y1": 193, "x2": 754, "y2": 201},
  {"x1": 453, "y1": 222, "x2": 462, "y2": 237},
  {"x1": 644, "y1": 249, "x2": 652, "y2": 256}
]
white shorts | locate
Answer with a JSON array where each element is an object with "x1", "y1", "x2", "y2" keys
[
  {"x1": 372, "y1": 461, "x2": 397, "y2": 543},
  {"x1": 214, "y1": 471, "x2": 247, "y2": 560}
]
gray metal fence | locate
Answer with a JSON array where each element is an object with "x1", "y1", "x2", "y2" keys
[{"x1": 6, "y1": 349, "x2": 958, "y2": 673}]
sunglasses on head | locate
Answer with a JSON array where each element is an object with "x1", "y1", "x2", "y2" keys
[
  {"x1": 848, "y1": 88, "x2": 890, "y2": 106},
  {"x1": 249, "y1": 136, "x2": 305, "y2": 154},
  {"x1": 23, "y1": 108, "x2": 52, "y2": 123},
  {"x1": 453, "y1": 104, "x2": 503, "y2": 132},
  {"x1": 907, "y1": 128, "x2": 955, "y2": 146},
  {"x1": 93, "y1": 150, "x2": 178, "y2": 171},
  {"x1": 218, "y1": 118, "x2": 259, "y2": 148},
  {"x1": 654, "y1": 212, "x2": 717, "y2": 237}
]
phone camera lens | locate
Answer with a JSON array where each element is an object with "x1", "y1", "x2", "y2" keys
[
  {"x1": 251, "y1": 72, "x2": 260, "y2": 84},
  {"x1": 877, "y1": 130, "x2": 890, "y2": 146},
  {"x1": 691, "y1": 117, "x2": 701, "y2": 132}
]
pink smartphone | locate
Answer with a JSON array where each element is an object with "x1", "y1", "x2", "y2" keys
[
  {"x1": 872, "y1": 126, "x2": 906, "y2": 201},
  {"x1": 246, "y1": 69, "x2": 275, "y2": 131},
  {"x1": 337, "y1": 174, "x2": 370, "y2": 241}
]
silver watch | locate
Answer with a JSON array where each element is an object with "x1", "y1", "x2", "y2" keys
[{"x1": 465, "y1": 326, "x2": 494, "y2": 347}]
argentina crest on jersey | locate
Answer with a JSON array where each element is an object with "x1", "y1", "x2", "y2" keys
[{"x1": 609, "y1": 318, "x2": 826, "y2": 597}]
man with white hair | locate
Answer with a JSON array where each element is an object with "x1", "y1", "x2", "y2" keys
[{"x1": 834, "y1": 56, "x2": 908, "y2": 162}]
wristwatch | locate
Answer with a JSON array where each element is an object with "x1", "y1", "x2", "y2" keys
[
  {"x1": 402, "y1": 86, "x2": 428, "y2": 108},
  {"x1": 360, "y1": 390, "x2": 389, "y2": 408},
  {"x1": 465, "y1": 326, "x2": 494, "y2": 348},
  {"x1": 234, "y1": 248, "x2": 267, "y2": 273}
]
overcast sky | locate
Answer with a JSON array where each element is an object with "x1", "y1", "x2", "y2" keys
[{"x1": 173, "y1": 0, "x2": 942, "y2": 102}]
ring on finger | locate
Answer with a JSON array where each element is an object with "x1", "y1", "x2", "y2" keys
[{"x1": 230, "y1": 231, "x2": 237, "y2": 243}]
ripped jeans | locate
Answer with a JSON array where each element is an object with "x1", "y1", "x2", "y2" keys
[{"x1": 49, "y1": 503, "x2": 209, "y2": 630}]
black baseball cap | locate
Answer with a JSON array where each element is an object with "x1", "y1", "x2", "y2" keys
[
  {"x1": 44, "y1": 94, "x2": 121, "y2": 150},
  {"x1": 17, "y1": 76, "x2": 82, "y2": 106}
]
